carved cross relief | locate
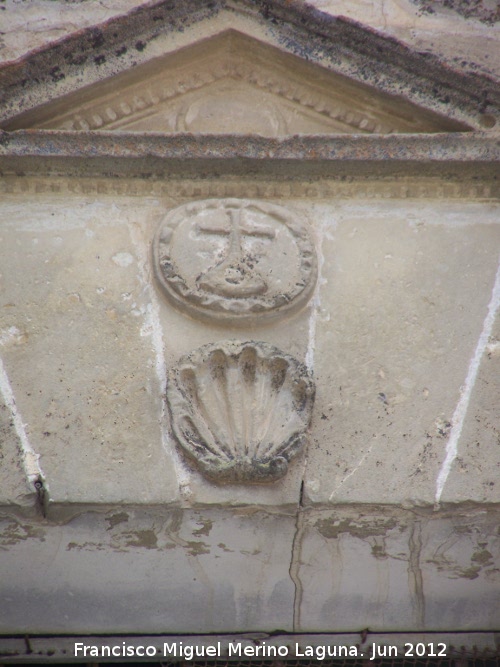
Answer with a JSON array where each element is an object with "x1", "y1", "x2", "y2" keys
[
  {"x1": 196, "y1": 206, "x2": 275, "y2": 298},
  {"x1": 153, "y1": 198, "x2": 317, "y2": 325}
]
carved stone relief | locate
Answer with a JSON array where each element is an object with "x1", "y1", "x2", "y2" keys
[
  {"x1": 167, "y1": 340, "x2": 315, "y2": 484},
  {"x1": 153, "y1": 198, "x2": 317, "y2": 324},
  {"x1": 2, "y1": 32, "x2": 468, "y2": 135},
  {"x1": 174, "y1": 82, "x2": 288, "y2": 136}
]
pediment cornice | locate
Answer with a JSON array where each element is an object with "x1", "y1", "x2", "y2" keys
[
  {"x1": 0, "y1": 0, "x2": 498, "y2": 132},
  {"x1": 0, "y1": 131, "x2": 498, "y2": 182}
]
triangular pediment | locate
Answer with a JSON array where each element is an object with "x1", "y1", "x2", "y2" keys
[
  {"x1": 0, "y1": 1, "x2": 497, "y2": 134},
  {"x1": 0, "y1": 32, "x2": 469, "y2": 135}
]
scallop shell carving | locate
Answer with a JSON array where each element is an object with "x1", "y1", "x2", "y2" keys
[{"x1": 167, "y1": 341, "x2": 315, "y2": 484}]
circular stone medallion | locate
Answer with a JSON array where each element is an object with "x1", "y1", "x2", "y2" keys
[{"x1": 153, "y1": 198, "x2": 317, "y2": 324}]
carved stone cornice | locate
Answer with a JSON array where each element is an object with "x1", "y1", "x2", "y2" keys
[
  {"x1": 0, "y1": 31, "x2": 463, "y2": 136},
  {"x1": 0, "y1": 131, "x2": 498, "y2": 181},
  {"x1": 0, "y1": 0, "x2": 498, "y2": 131}
]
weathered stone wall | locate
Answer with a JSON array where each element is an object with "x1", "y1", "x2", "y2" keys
[
  {"x1": 0, "y1": 0, "x2": 499, "y2": 644},
  {"x1": 1, "y1": 0, "x2": 499, "y2": 77},
  {"x1": 1, "y1": 171, "x2": 498, "y2": 633}
]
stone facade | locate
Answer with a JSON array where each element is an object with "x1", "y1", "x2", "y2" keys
[{"x1": 0, "y1": 0, "x2": 499, "y2": 650}]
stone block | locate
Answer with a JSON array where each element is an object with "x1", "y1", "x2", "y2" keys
[
  {"x1": 295, "y1": 509, "x2": 416, "y2": 631},
  {"x1": 0, "y1": 195, "x2": 179, "y2": 508},
  {"x1": 0, "y1": 508, "x2": 296, "y2": 633},
  {"x1": 295, "y1": 508, "x2": 500, "y2": 632},
  {"x1": 303, "y1": 200, "x2": 500, "y2": 506},
  {"x1": 419, "y1": 511, "x2": 500, "y2": 629}
]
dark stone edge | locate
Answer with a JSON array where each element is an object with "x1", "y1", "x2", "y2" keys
[
  {"x1": 0, "y1": 0, "x2": 498, "y2": 129},
  {"x1": 0, "y1": 131, "x2": 499, "y2": 179}
]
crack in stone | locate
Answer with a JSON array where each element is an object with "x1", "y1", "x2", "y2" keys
[
  {"x1": 289, "y1": 480, "x2": 305, "y2": 631},
  {"x1": 408, "y1": 520, "x2": 425, "y2": 628}
]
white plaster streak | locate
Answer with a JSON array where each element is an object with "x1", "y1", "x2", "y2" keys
[
  {"x1": 129, "y1": 224, "x2": 191, "y2": 492},
  {"x1": 305, "y1": 220, "x2": 326, "y2": 372},
  {"x1": 435, "y1": 255, "x2": 500, "y2": 503},
  {"x1": 0, "y1": 326, "x2": 21, "y2": 346},
  {"x1": 0, "y1": 354, "x2": 45, "y2": 486}
]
